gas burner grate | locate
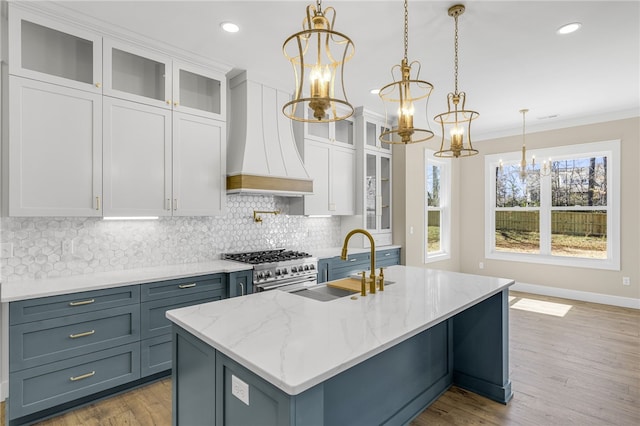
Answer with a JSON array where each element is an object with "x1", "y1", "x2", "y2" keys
[{"x1": 223, "y1": 249, "x2": 312, "y2": 264}]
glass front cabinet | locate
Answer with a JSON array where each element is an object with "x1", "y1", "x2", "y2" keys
[{"x1": 342, "y1": 108, "x2": 394, "y2": 248}]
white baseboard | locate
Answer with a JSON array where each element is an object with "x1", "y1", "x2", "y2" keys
[
  {"x1": 511, "y1": 282, "x2": 640, "y2": 309},
  {"x1": 1, "y1": 379, "x2": 7, "y2": 402}
]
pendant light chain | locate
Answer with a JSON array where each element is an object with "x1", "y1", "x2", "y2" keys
[
  {"x1": 522, "y1": 109, "x2": 526, "y2": 147},
  {"x1": 403, "y1": 0, "x2": 409, "y2": 61},
  {"x1": 453, "y1": 13, "x2": 459, "y2": 95}
]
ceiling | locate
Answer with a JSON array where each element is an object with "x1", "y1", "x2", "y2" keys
[{"x1": 47, "y1": 0, "x2": 639, "y2": 141}]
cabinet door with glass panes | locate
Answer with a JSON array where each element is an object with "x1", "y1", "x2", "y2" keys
[
  {"x1": 9, "y1": 7, "x2": 103, "y2": 93},
  {"x1": 172, "y1": 62, "x2": 225, "y2": 120},
  {"x1": 302, "y1": 106, "x2": 354, "y2": 147},
  {"x1": 103, "y1": 39, "x2": 172, "y2": 109},
  {"x1": 357, "y1": 107, "x2": 392, "y2": 154},
  {"x1": 364, "y1": 151, "x2": 392, "y2": 238}
]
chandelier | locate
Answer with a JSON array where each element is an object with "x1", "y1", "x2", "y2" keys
[
  {"x1": 378, "y1": 0, "x2": 434, "y2": 144},
  {"x1": 518, "y1": 108, "x2": 550, "y2": 180},
  {"x1": 434, "y1": 4, "x2": 479, "y2": 158},
  {"x1": 282, "y1": 0, "x2": 355, "y2": 122}
]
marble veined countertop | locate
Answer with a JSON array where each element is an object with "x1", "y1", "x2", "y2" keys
[
  {"x1": 1, "y1": 260, "x2": 252, "y2": 302},
  {"x1": 166, "y1": 265, "x2": 514, "y2": 395}
]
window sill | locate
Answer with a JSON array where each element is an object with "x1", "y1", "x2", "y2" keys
[{"x1": 485, "y1": 251, "x2": 620, "y2": 271}]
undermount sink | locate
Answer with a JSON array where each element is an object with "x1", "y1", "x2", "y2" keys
[
  {"x1": 290, "y1": 280, "x2": 396, "y2": 302},
  {"x1": 290, "y1": 285, "x2": 357, "y2": 302}
]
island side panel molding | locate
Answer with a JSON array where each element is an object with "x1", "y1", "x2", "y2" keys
[
  {"x1": 323, "y1": 320, "x2": 452, "y2": 426},
  {"x1": 172, "y1": 326, "x2": 216, "y2": 426},
  {"x1": 452, "y1": 289, "x2": 513, "y2": 404}
]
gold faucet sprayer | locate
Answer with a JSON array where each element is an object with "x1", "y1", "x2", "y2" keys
[{"x1": 341, "y1": 229, "x2": 384, "y2": 294}]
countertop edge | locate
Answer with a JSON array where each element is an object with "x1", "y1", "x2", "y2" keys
[{"x1": 1, "y1": 260, "x2": 253, "y2": 303}]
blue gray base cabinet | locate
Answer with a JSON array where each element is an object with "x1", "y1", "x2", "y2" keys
[
  {"x1": 317, "y1": 247, "x2": 400, "y2": 283},
  {"x1": 7, "y1": 270, "x2": 250, "y2": 426},
  {"x1": 171, "y1": 289, "x2": 512, "y2": 425}
]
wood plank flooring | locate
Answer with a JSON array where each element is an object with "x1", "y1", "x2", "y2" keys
[{"x1": 4, "y1": 291, "x2": 638, "y2": 426}]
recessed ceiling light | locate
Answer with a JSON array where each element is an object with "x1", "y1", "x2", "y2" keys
[
  {"x1": 221, "y1": 22, "x2": 240, "y2": 33},
  {"x1": 556, "y1": 22, "x2": 582, "y2": 35},
  {"x1": 370, "y1": 88, "x2": 380, "y2": 95}
]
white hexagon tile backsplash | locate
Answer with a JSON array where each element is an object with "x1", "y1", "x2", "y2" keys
[{"x1": 0, "y1": 194, "x2": 342, "y2": 280}]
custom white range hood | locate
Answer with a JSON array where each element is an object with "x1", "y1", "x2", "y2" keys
[{"x1": 226, "y1": 71, "x2": 313, "y2": 196}]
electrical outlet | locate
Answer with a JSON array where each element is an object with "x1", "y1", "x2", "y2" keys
[
  {"x1": 231, "y1": 375, "x2": 249, "y2": 405},
  {"x1": 479, "y1": 262, "x2": 484, "y2": 270},
  {"x1": 62, "y1": 240, "x2": 74, "y2": 255},
  {"x1": 0, "y1": 243, "x2": 13, "y2": 259},
  {"x1": 622, "y1": 277, "x2": 630, "y2": 286}
]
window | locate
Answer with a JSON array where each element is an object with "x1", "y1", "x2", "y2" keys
[
  {"x1": 485, "y1": 140, "x2": 620, "y2": 270},
  {"x1": 425, "y1": 150, "x2": 451, "y2": 262}
]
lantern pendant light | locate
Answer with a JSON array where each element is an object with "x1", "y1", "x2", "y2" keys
[
  {"x1": 282, "y1": 0, "x2": 355, "y2": 123},
  {"x1": 378, "y1": 0, "x2": 434, "y2": 144},
  {"x1": 434, "y1": 4, "x2": 479, "y2": 158}
]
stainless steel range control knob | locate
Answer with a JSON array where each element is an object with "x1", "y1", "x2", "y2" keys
[
  {"x1": 309, "y1": 264, "x2": 315, "y2": 270},
  {"x1": 265, "y1": 271, "x2": 272, "y2": 278},
  {"x1": 282, "y1": 268, "x2": 288, "y2": 274},
  {"x1": 257, "y1": 272, "x2": 264, "y2": 279},
  {"x1": 303, "y1": 265, "x2": 309, "y2": 271},
  {"x1": 275, "y1": 269, "x2": 281, "y2": 276}
]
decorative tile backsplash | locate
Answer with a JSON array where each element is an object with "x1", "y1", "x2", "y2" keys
[{"x1": 0, "y1": 194, "x2": 342, "y2": 281}]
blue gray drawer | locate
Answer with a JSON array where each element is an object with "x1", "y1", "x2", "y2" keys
[
  {"x1": 9, "y1": 342, "x2": 140, "y2": 419},
  {"x1": 140, "y1": 274, "x2": 225, "y2": 301},
  {"x1": 10, "y1": 304, "x2": 140, "y2": 372},
  {"x1": 141, "y1": 334, "x2": 172, "y2": 377},
  {"x1": 141, "y1": 291, "x2": 224, "y2": 339},
  {"x1": 377, "y1": 248, "x2": 400, "y2": 267},
  {"x1": 9, "y1": 285, "x2": 140, "y2": 325}
]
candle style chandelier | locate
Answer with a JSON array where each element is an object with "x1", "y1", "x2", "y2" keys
[
  {"x1": 378, "y1": 0, "x2": 434, "y2": 144},
  {"x1": 282, "y1": 0, "x2": 355, "y2": 122},
  {"x1": 434, "y1": 4, "x2": 479, "y2": 158},
  {"x1": 517, "y1": 108, "x2": 550, "y2": 181}
]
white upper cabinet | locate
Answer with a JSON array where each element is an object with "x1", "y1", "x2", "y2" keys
[
  {"x1": 341, "y1": 108, "x2": 394, "y2": 248},
  {"x1": 358, "y1": 107, "x2": 392, "y2": 153},
  {"x1": 172, "y1": 62, "x2": 225, "y2": 121},
  {"x1": 290, "y1": 139, "x2": 355, "y2": 216},
  {"x1": 103, "y1": 97, "x2": 172, "y2": 217},
  {"x1": 103, "y1": 39, "x2": 172, "y2": 109},
  {"x1": 173, "y1": 113, "x2": 226, "y2": 216},
  {"x1": 9, "y1": 76, "x2": 103, "y2": 216},
  {"x1": 103, "y1": 41, "x2": 226, "y2": 120},
  {"x1": 9, "y1": 8, "x2": 102, "y2": 93},
  {"x1": 6, "y1": 5, "x2": 229, "y2": 217},
  {"x1": 295, "y1": 104, "x2": 355, "y2": 146}
]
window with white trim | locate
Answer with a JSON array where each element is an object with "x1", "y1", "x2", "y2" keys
[
  {"x1": 485, "y1": 140, "x2": 620, "y2": 270},
  {"x1": 425, "y1": 150, "x2": 451, "y2": 262}
]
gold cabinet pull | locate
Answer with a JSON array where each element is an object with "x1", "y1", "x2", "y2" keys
[
  {"x1": 95, "y1": 82, "x2": 101, "y2": 88},
  {"x1": 70, "y1": 371, "x2": 96, "y2": 382},
  {"x1": 349, "y1": 258, "x2": 357, "y2": 262},
  {"x1": 166, "y1": 100, "x2": 171, "y2": 105},
  {"x1": 173, "y1": 101, "x2": 179, "y2": 107},
  {"x1": 174, "y1": 199, "x2": 178, "y2": 210},
  {"x1": 239, "y1": 282, "x2": 245, "y2": 296},
  {"x1": 178, "y1": 283, "x2": 196, "y2": 289},
  {"x1": 95, "y1": 196, "x2": 101, "y2": 211},
  {"x1": 69, "y1": 299, "x2": 95, "y2": 306},
  {"x1": 69, "y1": 330, "x2": 95, "y2": 339}
]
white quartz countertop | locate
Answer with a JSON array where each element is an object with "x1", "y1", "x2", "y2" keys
[
  {"x1": 1, "y1": 260, "x2": 252, "y2": 302},
  {"x1": 312, "y1": 244, "x2": 401, "y2": 259},
  {"x1": 166, "y1": 265, "x2": 514, "y2": 395}
]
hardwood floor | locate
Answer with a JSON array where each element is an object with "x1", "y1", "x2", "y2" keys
[{"x1": 12, "y1": 291, "x2": 640, "y2": 426}]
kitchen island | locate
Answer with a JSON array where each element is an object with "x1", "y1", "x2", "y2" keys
[{"x1": 166, "y1": 265, "x2": 514, "y2": 425}]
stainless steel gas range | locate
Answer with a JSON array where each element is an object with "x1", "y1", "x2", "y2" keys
[{"x1": 222, "y1": 249, "x2": 318, "y2": 293}]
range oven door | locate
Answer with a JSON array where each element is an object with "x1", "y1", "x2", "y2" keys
[{"x1": 255, "y1": 274, "x2": 318, "y2": 293}]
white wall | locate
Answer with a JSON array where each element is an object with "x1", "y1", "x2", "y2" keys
[{"x1": 396, "y1": 117, "x2": 639, "y2": 307}]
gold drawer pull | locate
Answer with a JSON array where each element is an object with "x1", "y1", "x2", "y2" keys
[
  {"x1": 178, "y1": 283, "x2": 197, "y2": 289},
  {"x1": 385, "y1": 253, "x2": 391, "y2": 256},
  {"x1": 349, "y1": 258, "x2": 357, "y2": 262},
  {"x1": 70, "y1": 371, "x2": 96, "y2": 381},
  {"x1": 69, "y1": 330, "x2": 95, "y2": 339},
  {"x1": 69, "y1": 299, "x2": 95, "y2": 306}
]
